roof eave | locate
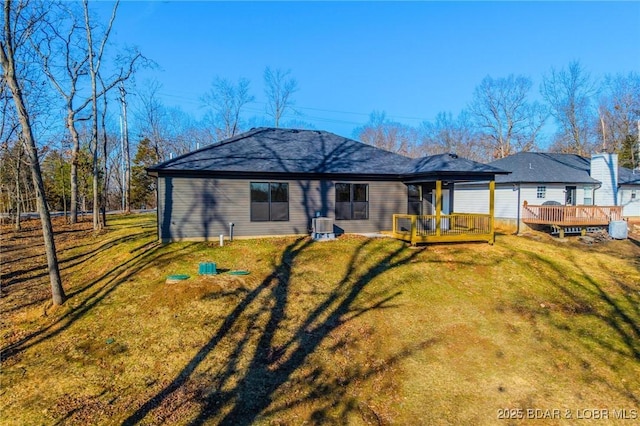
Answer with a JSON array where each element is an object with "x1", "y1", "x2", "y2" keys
[{"x1": 148, "y1": 168, "x2": 506, "y2": 182}]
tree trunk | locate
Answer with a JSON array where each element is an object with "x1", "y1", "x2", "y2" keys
[
  {"x1": 0, "y1": 7, "x2": 66, "y2": 303},
  {"x1": 84, "y1": 0, "x2": 102, "y2": 231},
  {"x1": 14, "y1": 148, "x2": 21, "y2": 231},
  {"x1": 87, "y1": 64, "x2": 101, "y2": 228},
  {"x1": 68, "y1": 112, "x2": 80, "y2": 223},
  {"x1": 92, "y1": 143, "x2": 101, "y2": 230},
  {"x1": 101, "y1": 94, "x2": 108, "y2": 226},
  {"x1": 60, "y1": 154, "x2": 67, "y2": 221},
  {"x1": 120, "y1": 82, "x2": 131, "y2": 214}
]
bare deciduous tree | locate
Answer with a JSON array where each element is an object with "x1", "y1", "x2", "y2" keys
[
  {"x1": 201, "y1": 76, "x2": 254, "y2": 140},
  {"x1": 418, "y1": 111, "x2": 488, "y2": 162},
  {"x1": 32, "y1": 1, "x2": 89, "y2": 224},
  {"x1": 264, "y1": 67, "x2": 298, "y2": 128},
  {"x1": 598, "y1": 71, "x2": 640, "y2": 167},
  {"x1": 469, "y1": 74, "x2": 546, "y2": 159},
  {"x1": 354, "y1": 111, "x2": 419, "y2": 157},
  {"x1": 1, "y1": 0, "x2": 66, "y2": 304},
  {"x1": 118, "y1": 81, "x2": 131, "y2": 213},
  {"x1": 82, "y1": 0, "x2": 143, "y2": 229},
  {"x1": 135, "y1": 79, "x2": 168, "y2": 161},
  {"x1": 541, "y1": 61, "x2": 597, "y2": 155}
]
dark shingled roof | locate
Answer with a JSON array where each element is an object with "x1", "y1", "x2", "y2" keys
[
  {"x1": 148, "y1": 127, "x2": 507, "y2": 180},
  {"x1": 489, "y1": 152, "x2": 600, "y2": 184},
  {"x1": 619, "y1": 166, "x2": 640, "y2": 185},
  {"x1": 407, "y1": 153, "x2": 506, "y2": 177}
]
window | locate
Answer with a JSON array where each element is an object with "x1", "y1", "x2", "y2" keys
[
  {"x1": 335, "y1": 183, "x2": 369, "y2": 220},
  {"x1": 632, "y1": 190, "x2": 637, "y2": 200},
  {"x1": 583, "y1": 187, "x2": 593, "y2": 206},
  {"x1": 536, "y1": 186, "x2": 546, "y2": 199},
  {"x1": 250, "y1": 182, "x2": 289, "y2": 221},
  {"x1": 407, "y1": 184, "x2": 422, "y2": 215}
]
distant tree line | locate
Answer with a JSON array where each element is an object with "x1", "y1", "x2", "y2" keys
[{"x1": 355, "y1": 62, "x2": 639, "y2": 167}]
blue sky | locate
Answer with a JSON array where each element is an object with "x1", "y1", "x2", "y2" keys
[{"x1": 101, "y1": 1, "x2": 640, "y2": 140}]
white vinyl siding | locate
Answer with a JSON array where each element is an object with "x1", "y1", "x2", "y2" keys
[
  {"x1": 455, "y1": 183, "x2": 590, "y2": 221},
  {"x1": 591, "y1": 154, "x2": 619, "y2": 206},
  {"x1": 452, "y1": 182, "x2": 501, "y2": 214},
  {"x1": 525, "y1": 184, "x2": 577, "y2": 206},
  {"x1": 454, "y1": 184, "x2": 489, "y2": 214},
  {"x1": 620, "y1": 186, "x2": 640, "y2": 217}
]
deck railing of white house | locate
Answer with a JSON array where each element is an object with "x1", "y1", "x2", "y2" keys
[{"x1": 522, "y1": 203, "x2": 623, "y2": 226}]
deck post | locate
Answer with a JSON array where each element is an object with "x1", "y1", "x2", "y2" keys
[
  {"x1": 489, "y1": 179, "x2": 495, "y2": 244},
  {"x1": 410, "y1": 214, "x2": 417, "y2": 245},
  {"x1": 435, "y1": 180, "x2": 442, "y2": 238}
]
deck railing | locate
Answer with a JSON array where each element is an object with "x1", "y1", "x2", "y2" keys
[
  {"x1": 392, "y1": 213, "x2": 494, "y2": 244},
  {"x1": 522, "y1": 204, "x2": 623, "y2": 226}
]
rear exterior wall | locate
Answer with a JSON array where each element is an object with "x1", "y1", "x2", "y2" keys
[{"x1": 157, "y1": 176, "x2": 407, "y2": 241}]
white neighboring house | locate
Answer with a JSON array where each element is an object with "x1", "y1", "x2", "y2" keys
[
  {"x1": 619, "y1": 166, "x2": 640, "y2": 217},
  {"x1": 454, "y1": 152, "x2": 640, "y2": 229}
]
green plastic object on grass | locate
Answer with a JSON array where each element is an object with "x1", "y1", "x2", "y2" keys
[
  {"x1": 228, "y1": 270, "x2": 250, "y2": 275},
  {"x1": 166, "y1": 274, "x2": 189, "y2": 281},
  {"x1": 198, "y1": 262, "x2": 217, "y2": 275}
]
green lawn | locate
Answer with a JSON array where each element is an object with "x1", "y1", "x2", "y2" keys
[{"x1": 1, "y1": 214, "x2": 639, "y2": 425}]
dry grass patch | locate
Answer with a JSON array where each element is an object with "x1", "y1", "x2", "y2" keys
[{"x1": 1, "y1": 216, "x2": 639, "y2": 425}]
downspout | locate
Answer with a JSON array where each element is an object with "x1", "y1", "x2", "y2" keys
[
  {"x1": 592, "y1": 183, "x2": 602, "y2": 206},
  {"x1": 435, "y1": 180, "x2": 442, "y2": 237},
  {"x1": 489, "y1": 179, "x2": 496, "y2": 244},
  {"x1": 515, "y1": 183, "x2": 521, "y2": 235}
]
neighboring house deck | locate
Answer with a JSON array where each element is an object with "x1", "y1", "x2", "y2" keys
[
  {"x1": 454, "y1": 152, "x2": 639, "y2": 237},
  {"x1": 522, "y1": 202, "x2": 623, "y2": 237}
]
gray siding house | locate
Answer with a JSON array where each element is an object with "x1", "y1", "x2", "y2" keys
[{"x1": 147, "y1": 128, "x2": 506, "y2": 242}]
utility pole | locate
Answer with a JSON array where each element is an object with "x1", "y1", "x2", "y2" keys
[
  {"x1": 119, "y1": 114, "x2": 125, "y2": 211},
  {"x1": 119, "y1": 82, "x2": 130, "y2": 213},
  {"x1": 598, "y1": 108, "x2": 606, "y2": 152}
]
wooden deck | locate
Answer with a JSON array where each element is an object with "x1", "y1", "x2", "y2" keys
[
  {"x1": 392, "y1": 179, "x2": 496, "y2": 245},
  {"x1": 522, "y1": 203, "x2": 623, "y2": 237},
  {"x1": 392, "y1": 213, "x2": 495, "y2": 245},
  {"x1": 522, "y1": 203, "x2": 623, "y2": 226}
]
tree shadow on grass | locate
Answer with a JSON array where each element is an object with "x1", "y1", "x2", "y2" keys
[
  {"x1": 506, "y1": 248, "x2": 640, "y2": 404},
  {"x1": 122, "y1": 237, "x2": 431, "y2": 425},
  {"x1": 1, "y1": 240, "x2": 200, "y2": 362},
  {"x1": 0, "y1": 230, "x2": 155, "y2": 291}
]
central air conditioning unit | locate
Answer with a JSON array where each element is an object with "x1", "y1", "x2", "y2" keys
[{"x1": 312, "y1": 217, "x2": 335, "y2": 241}]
